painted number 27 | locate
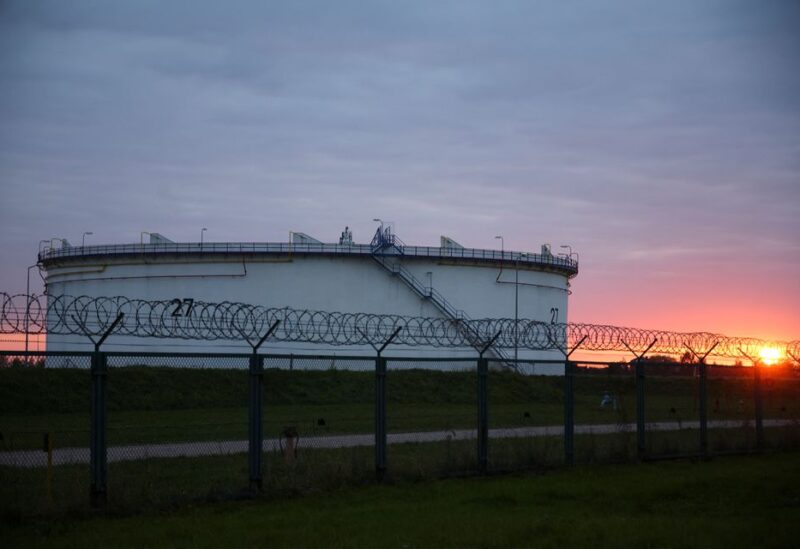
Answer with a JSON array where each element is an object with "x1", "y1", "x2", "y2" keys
[
  {"x1": 550, "y1": 307, "x2": 559, "y2": 324},
  {"x1": 170, "y1": 298, "x2": 195, "y2": 317}
]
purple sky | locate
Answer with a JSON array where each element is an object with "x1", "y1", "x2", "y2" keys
[{"x1": 1, "y1": 1, "x2": 798, "y2": 341}]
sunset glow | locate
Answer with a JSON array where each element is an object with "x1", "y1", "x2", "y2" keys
[{"x1": 758, "y1": 347, "x2": 781, "y2": 366}]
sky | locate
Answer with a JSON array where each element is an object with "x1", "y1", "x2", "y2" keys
[{"x1": 1, "y1": 1, "x2": 798, "y2": 342}]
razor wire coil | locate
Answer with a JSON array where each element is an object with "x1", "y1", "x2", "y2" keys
[{"x1": 1, "y1": 293, "x2": 797, "y2": 359}]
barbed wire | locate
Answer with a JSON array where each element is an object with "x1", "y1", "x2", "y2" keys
[{"x1": 1, "y1": 293, "x2": 798, "y2": 359}]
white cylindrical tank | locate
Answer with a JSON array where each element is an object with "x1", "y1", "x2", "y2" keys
[{"x1": 39, "y1": 232, "x2": 578, "y2": 363}]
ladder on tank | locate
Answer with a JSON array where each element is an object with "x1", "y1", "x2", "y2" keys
[{"x1": 370, "y1": 228, "x2": 516, "y2": 370}]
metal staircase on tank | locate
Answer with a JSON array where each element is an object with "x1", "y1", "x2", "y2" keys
[{"x1": 370, "y1": 227, "x2": 516, "y2": 370}]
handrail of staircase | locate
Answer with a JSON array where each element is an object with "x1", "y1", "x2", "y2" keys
[
  {"x1": 371, "y1": 252, "x2": 515, "y2": 368},
  {"x1": 370, "y1": 227, "x2": 405, "y2": 255},
  {"x1": 391, "y1": 262, "x2": 470, "y2": 321}
]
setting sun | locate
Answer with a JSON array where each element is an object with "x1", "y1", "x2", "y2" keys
[{"x1": 758, "y1": 347, "x2": 781, "y2": 366}]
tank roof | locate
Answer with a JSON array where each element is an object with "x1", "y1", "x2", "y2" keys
[{"x1": 39, "y1": 239, "x2": 578, "y2": 277}]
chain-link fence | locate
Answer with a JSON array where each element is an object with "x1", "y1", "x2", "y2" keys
[
  {"x1": 486, "y1": 359, "x2": 564, "y2": 472},
  {"x1": 641, "y1": 361, "x2": 702, "y2": 458},
  {"x1": 104, "y1": 354, "x2": 249, "y2": 512},
  {"x1": 0, "y1": 352, "x2": 91, "y2": 518},
  {"x1": 386, "y1": 358, "x2": 478, "y2": 480},
  {"x1": 572, "y1": 363, "x2": 637, "y2": 464},
  {"x1": 707, "y1": 363, "x2": 758, "y2": 453},
  {"x1": 1, "y1": 351, "x2": 798, "y2": 519},
  {"x1": 261, "y1": 355, "x2": 375, "y2": 493}
]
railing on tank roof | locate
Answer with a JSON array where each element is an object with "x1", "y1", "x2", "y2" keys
[{"x1": 38, "y1": 242, "x2": 578, "y2": 272}]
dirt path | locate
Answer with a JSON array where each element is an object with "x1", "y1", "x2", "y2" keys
[{"x1": 1, "y1": 419, "x2": 792, "y2": 468}]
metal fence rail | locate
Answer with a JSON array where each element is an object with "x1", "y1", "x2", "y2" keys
[{"x1": 1, "y1": 350, "x2": 798, "y2": 518}]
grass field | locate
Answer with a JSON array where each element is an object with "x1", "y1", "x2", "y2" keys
[
  {"x1": 2, "y1": 366, "x2": 797, "y2": 449},
  {"x1": 2, "y1": 364, "x2": 798, "y2": 521},
  {"x1": 3, "y1": 425, "x2": 799, "y2": 520},
  {"x1": 4, "y1": 452, "x2": 799, "y2": 548}
]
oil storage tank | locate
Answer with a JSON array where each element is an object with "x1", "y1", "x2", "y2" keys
[{"x1": 38, "y1": 226, "x2": 578, "y2": 362}]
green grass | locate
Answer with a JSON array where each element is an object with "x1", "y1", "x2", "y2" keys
[
  {"x1": 4, "y1": 426, "x2": 799, "y2": 521},
  {"x1": 2, "y1": 367, "x2": 797, "y2": 449},
  {"x1": 2, "y1": 399, "x2": 642, "y2": 449},
  {"x1": 4, "y1": 452, "x2": 800, "y2": 548},
  {"x1": 4, "y1": 366, "x2": 796, "y2": 416}
]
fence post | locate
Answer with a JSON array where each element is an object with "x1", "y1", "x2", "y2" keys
[
  {"x1": 635, "y1": 358, "x2": 646, "y2": 459},
  {"x1": 232, "y1": 319, "x2": 280, "y2": 493},
  {"x1": 90, "y1": 351, "x2": 108, "y2": 508},
  {"x1": 475, "y1": 331, "x2": 501, "y2": 474},
  {"x1": 698, "y1": 360, "x2": 708, "y2": 458},
  {"x1": 736, "y1": 347, "x2": 765, "y2": 452},
  {"x1": 621, "y1": 339, "x2": 657, "y2": 462},
  {"x1": 249, "y1": 353, "x2": 264, "y2": 491},
  {"x1": 361, "y1": 325, "x2": 402, "y2": 482},
  {"x1": 754, "y1": 361, "x2": 764, "y2": 449},
  {"x1": 685, "y1": 341, "x2": 720, "y2": 459},
  {"x1": 564, "y1": 360, "x2": 574, "y2": 466},
  {"x1": 548, "y1": 334, "x2": 586, "y2": 467},
  {"x1": 375, "y1": 355, "x2": 387, "y2": 480},
  {"x1": 477, "y1": 357, "x2": 489, "y2": 474},
  {"x1": 79, "y1": 312, "x2": 124, "y2": 510}
]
